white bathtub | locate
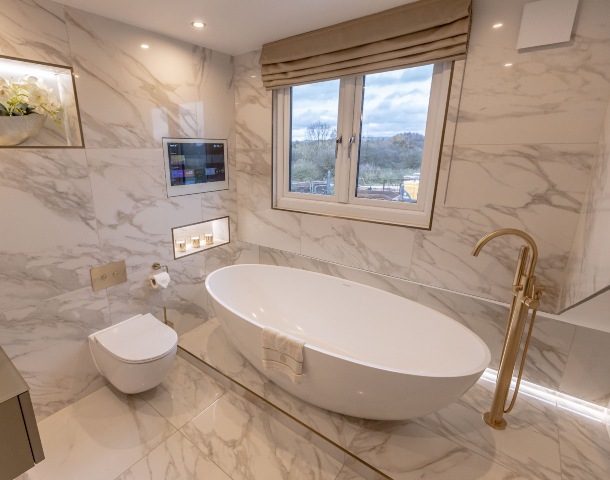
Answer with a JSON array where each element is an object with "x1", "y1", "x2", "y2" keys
[{"x1": 205, "y1": 264, "x2": 491, "y2": 420}]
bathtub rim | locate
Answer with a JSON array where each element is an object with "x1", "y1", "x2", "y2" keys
[{"x1": 205, "y1": 264, "x2": 491, "y2": 379}]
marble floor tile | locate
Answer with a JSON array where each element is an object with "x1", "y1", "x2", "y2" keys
[
  {"x1": 348, "y1": 420, "x2": 528, "y2": 480},
  {"x1": 181, "y1": 391, "x2": 344, "y2": 480},
  {"x1": 178, "y1": 318, "x2": 248, "y2": 375},
  {"x1": 414, "y1": 380, "x2": 561, "y2": 480},
  {"x1": 558, "y1": 406, "x2": 610, "y2": 480},
  {"x1": 232, "y1": 363, "x2": 363, "y2": 449},
  {"x1": 139, "y1": 356, "x2": 227, "y2": 429},
  {"x1": 19, "y1": 386, "x2": 175, "y2": 480},
  {"x1": 115, "y1": 431, "x2": 231, "y2": 480}
]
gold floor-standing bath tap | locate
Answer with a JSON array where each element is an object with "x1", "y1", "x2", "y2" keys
[{"x1": 472, "y1": 228, "x2": 544, "y2": 430}]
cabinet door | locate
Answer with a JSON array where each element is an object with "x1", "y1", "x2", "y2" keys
[{"x1": 0, "y1": 396, "x2": 35, "y2": 480}]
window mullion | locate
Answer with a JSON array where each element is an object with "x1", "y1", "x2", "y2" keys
[
  {"x1": 347, "y1": 76, "x2": 364, "y2": 205},
  {"x1": 335, "y1": 78, "x2": 357, "y2": 204}
]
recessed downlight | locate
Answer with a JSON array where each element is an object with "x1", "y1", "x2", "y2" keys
[
  {"x1": 191, "y1": 21, "x2": 206, "y2": 29},
  {"x1": 141, "y1": 44, "x2": 150, "y2": 49},
  {"x1": 492, "y1": 23, "x2": 503, "y2": 28},
  {"x1": 504, "y1": 63, "x2": 513, "y2": 67}
]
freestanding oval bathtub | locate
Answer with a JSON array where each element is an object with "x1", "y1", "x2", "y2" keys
[{"x1": 205, "y1": 264, "x2": 491, "y2": 420}]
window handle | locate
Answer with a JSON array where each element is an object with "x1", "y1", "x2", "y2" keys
[
  {"x1": 335, "y1": 136, "x2": 342, "y2": 158},
  {"x1": 348, "y1": 135, "x2": 356, "y2": 159}
]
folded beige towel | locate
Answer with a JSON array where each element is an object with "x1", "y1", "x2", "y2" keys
[{"x1": 262, "y1": 327, "x2": 305, "y2": 384}]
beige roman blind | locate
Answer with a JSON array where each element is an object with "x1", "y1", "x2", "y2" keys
[{"x1": 260, "y1": 0, "x2": 471, "y2": 89}]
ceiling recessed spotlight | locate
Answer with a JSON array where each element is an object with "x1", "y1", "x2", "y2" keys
[
  {"x1": 493, "y1": 23, "x2": 503, "y2": 28},
  {"x1": 191, "y1": 21, "x2": 205, "y2": 29},
  {"x1": 141, "y1": 44, "x2": 150, "y2": 49},
  {"x1": 504, "y1": 63, "x2": 513, "y2": 67}
]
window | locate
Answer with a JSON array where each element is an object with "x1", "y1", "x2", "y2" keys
[{"x1": 273, "y1": 62, "x2": 452, "y2": 228}]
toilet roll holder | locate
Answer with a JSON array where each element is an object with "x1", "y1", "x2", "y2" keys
[{"x1": 152, "y1": 262, "x2": 173, "y2": 328}]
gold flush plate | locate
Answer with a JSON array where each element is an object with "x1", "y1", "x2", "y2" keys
[{"x1": 90, "y1": 260, "x2": 127, "y2": 292}]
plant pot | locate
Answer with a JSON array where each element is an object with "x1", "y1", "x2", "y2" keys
[{"x1": 0, "y1": 114, "x2": 46, "y2": 146}]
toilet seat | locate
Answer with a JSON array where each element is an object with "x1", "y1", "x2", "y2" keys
[{"x1": 93, "y1": 313, "x2": 178, "y2": 364}]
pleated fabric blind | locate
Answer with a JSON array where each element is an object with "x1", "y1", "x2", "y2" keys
[{"x1": 260, "y1": 0, "x2": 471, "y2": 89}]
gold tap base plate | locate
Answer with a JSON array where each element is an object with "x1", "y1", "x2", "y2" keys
[{"x1": 483, "y1": 412, "x2": 507, "y2": 430}]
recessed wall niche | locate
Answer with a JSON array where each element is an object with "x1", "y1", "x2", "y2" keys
[
  {"x1": 171, "y1": 216, "x2": 230, "y2": 259},
  {"x1": 0, "y1": 56, "x2": 84, "y2": 148}
]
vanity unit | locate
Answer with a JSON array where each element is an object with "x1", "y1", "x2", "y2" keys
[{"x1": 0, "y1": 346, "x2": 44, "y2": 480}]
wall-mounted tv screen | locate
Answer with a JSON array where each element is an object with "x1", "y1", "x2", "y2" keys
[{"x1": 162, "y1": 138, "x2": 228, "y2": 197}]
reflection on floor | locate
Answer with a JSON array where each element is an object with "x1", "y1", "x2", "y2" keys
[
  {"x1": 17, "y1": 355, "x2": 366, "y2": 480},
  {"x1": 179, "y1": 318, "x2": 610, "y2": 480},
  {"x1": 16, "y1": 316, "x2": 610, "y2": 480}
]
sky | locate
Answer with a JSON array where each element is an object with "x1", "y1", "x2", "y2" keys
[{"x1": 291, "y1": 64, "x2": 433, "y2": 141}]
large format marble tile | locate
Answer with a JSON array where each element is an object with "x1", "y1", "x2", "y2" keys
[
  {"x1": 559, "y1": 326, "x2": 610, "y2": 407},
  {"x1": 348, "y1": 420, "x2": 528, "y2": 479},
  {"x1": 116, "y1": 431, "x2": 231, "y2": 480},
  {"x1": 414, "y1": 380, "x2": 562, "y2": 480},
  {"x1": 561, "y1": 137, "x2": 610, "y2": 310},
  {"x1": 558, "y1": 404, "x2": 610, "y2": 480},
  {"x1": 139, "y1": 356, "x2": 226, "y2": 429},
  {"x1": 106, "y1": 255, "x2": 209, "y2": 337},
  {"x1": 204, "y1": 240, "x2": 260, "y2": 276},
  {"x1": 0, "y1": 287, "x2": 110, "y2": 420},
  {"x1": 237, "y1": 169, "x2": 301, "y2": 253},
  {"x1": 0, "y1": 149, "x2": 102, "y2": 312},
  {"x1": 418, "y1": 287, "x2": 576, "y2": 390},
  {"x1": 454, "y1": 0, "x2": 610, "y2": 146},
  {"x1": 18, "y1": 386, "x2": 175, "y2": 480},
  {"x1": 0, "y1": 0, "x2": 71, "y2": 65},
  {"x1": 259, "y1": 247, "x2": 419, "y2": 301},
  {"x1": 87, "y1": 148, "x2": 202, "y2": 272},
  {"x1": 65, "y1": 8, "x2": 210, "y2": 148},
  {"x1": 182, "y1": 390, "x2": 343, "y2": 480},
  {"x1": 300, "y1": 215, "x2": 415, "y2": 280},
  {"x1": 234, "y1": 50, "x2": 273, "y2": 151},
  {"x1": 413, "y1": 142, "x2": 594, "y2": 312}
]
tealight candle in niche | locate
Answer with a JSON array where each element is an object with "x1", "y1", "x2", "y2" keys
[
  {"x1": 204, "y1": 233, "x2": 213, "y2": 245},
  {"x1": 191, "y1": 236, "x2": 201, "y2": 248},
  {"x1": 175, "y1": 240, "x2": 186, "y2": 252}
]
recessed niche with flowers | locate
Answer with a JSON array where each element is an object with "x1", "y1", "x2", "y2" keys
[{"x1": 0, "y1": 56, "x2": 84, "y2": 148}]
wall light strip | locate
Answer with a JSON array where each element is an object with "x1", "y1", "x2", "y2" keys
[{"x1": 481, "y1": 368, "x2": 610, "y2": 424}]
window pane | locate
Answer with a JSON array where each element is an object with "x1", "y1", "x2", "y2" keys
[
  {"x1": 356, "y1": 65, "x2": 433, "y2": 203},
  {"x1": 290, "y1": 80, "x2": 340, "y2": 195}
]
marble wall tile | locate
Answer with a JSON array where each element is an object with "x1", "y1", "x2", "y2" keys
[
  {"x1": 195, "y1": 49, "x2": 235, "y2": 140},
  {"x1": 300, "y1": 215, "x2": 415, "y2": 280},
  {"x1": 106, "y1": 255, "x2": 209, "y2": 337},
  {"x1": 259, "y1": 247, "x2": 420, "y2": 301},
  {"x1": 0, "y1": 0, "x2": 71, "y2": 65},
  {"x1": 19, "y1": 386, "x2": 175, "y2": 480},
  {"x1": 560, "y1": 107, "x2": 610, "y2": 309},
  {"x1": 418, "y1": 287, "x2": 576, "y2": 390},
  {"x1": 413, "y1": 143, "x2": 594, "y2": 312},
  {"x1": 234, "y1": 50, "x2": 272, "y2": 150},
  {"x1": 454, "y1": 0, "x2": 610, "y2": 146},
  {"x1": 0, "y1": 287, "x2": 110, "y2": 420},
  {"x1": 0, "y1": 149, "x2": 101, "y2": 312},
  {"x1": 204, "y1": 241, "x2": 260, "y2": 276},
  {"x1": 115, "y1": 431, "x2": 231, "y2": 480},
  {"x1": 87, "y1": 148, "x2": 202, "y2": 272},
  {"x1": 237, "y1": 169, "x2": 301, "y2": 252},
  {"x1": 65, "y1": 8, "x2": 207, "y2": 148},
  {"x1": 182, "y1": 390, "x2": 344, "y2": 480},
  {"x1": 559, "y1": 326, "x2": 610, "y2": 407}
]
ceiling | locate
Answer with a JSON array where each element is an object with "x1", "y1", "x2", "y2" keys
[{"x1": 52, "y1": 0, "x2": 416, "y2": 56}]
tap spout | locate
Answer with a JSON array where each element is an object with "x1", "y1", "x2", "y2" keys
[{"x1": 471, "y1": 228, "x2": 538, "y2": 277}]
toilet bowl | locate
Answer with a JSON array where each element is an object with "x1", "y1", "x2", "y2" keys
[{"x1": 88, "y1": 313, "x2": 178, "y2": 394}]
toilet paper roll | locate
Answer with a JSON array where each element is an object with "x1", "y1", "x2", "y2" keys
[{"x1": 150, "y1": 271, "x2": 171, "y2": 289}]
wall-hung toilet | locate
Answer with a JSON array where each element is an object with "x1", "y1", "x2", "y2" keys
[{"x1": 88, "y1": 313, "x2": 178, "y2": 394}]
